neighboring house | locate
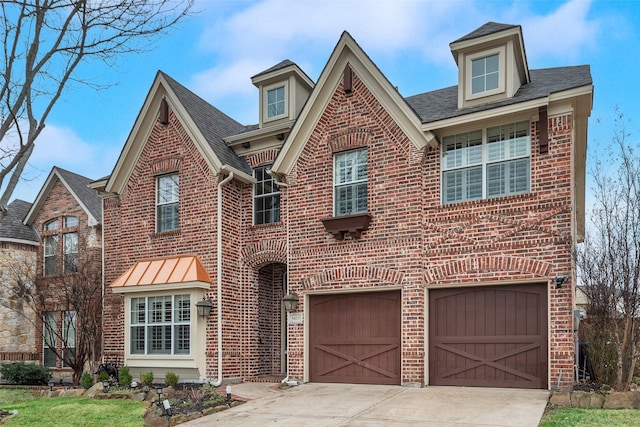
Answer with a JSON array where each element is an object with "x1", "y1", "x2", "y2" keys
[
  {"x1": 95, "y1": 22, "x2": 592, "y2": 389},
  {"x1": 22, "y1": 167, "x2": 102, "y2": 378},
  {"x1": 0, "y1": 200, "x2": 39, "y2": 363}
]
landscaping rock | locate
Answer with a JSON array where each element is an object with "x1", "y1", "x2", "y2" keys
[
  {"x1": 589, "y1": 393, "x2": 605, "y2": 408},
  {"x1": 143, "y1": 404, "x2": 169, "y2": 427},
  {"x1": 603, "y1": 391, "x2": 636, "y2": 409},
  {"x1": 570, "y1": 391, "x2": 592, "y2": 408},
  {"x1": 84, "y1": 383, "x2": 103, "y2": 398},
  {"x1": 549, "y1": 391, "x2": 571, "y2": 407}
]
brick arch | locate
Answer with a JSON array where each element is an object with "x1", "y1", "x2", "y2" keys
[
  {"x1": 241, "y1": 239, "x2": 287, "y2": 269},
  {"x1": 150, "y1": 156, "x2": 183, "y2": 175},
  {"x1": 301, "y1": 266, "x2": 405, "y2": 290},
  {"x1": 424, "y1": 255, "x2": 552, "y2": 284},
  {"x1": 328, "y1": 128, "x2": 372, "y2": 153}
]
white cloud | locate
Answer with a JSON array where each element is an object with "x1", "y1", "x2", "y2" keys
[{"x1": 521, "y1": 0, "x2": 600, "y2": 63}]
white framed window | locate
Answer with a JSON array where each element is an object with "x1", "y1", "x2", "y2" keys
[
  {"x1": 334, "y1": 149, "x2": 368, "y2": 216},
  {"x1": 43, "y1": 311, "x2": 57, "y2": 367},
  {"x1": 130, "y1": 294, "x2": 191, "y2": 355},
  {"x1": 62, "y1": 311, "x2": 76, "y2": 367},
  {"x1": 267, "y1": 86, "x2": 285, "y2": 118},
  {"x1": 156, "y1": 173, "x2": 179, "y2": 232},
  {"x1": 254, "y1": 166, "x2": 280, "y2": 225},
  {"x1": 63, "y1": 232, "x2": 78, "y2": 273},
  {"x1": 442, "y1": 120, "x2": 530, "y2": 204},
  {"x1": 466, "y1": 47, "x2": 505, "y2": 100},
  {"x1": 44, "y1": 235, "x2": 58, "y2": 276}
]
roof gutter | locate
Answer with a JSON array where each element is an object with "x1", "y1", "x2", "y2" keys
[{"x1": 211, "y1": 171, "x2": 234, "y2": 387}]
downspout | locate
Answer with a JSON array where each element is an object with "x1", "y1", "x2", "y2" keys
[
  {"x1": 211, "y1": 171, "x2": 234, "y2": 387},
  {"x1": 268, "y1": 170, "x2": 297, "y2": 386}
]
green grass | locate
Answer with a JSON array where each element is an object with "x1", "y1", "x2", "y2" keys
[
  {"x1": 540, "y1": 406, "x2": 640, "y2": 426},
  {"x1": 0, "y1": 388, "x2": 145, "y2": 427}
]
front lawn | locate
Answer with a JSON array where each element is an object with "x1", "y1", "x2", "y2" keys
[
  {"x1": 0, "y1": 388, "x2": 145, "y2": 427},
  {"x1": 540, "y1": 406, "x2": 640, "y2": 426}
]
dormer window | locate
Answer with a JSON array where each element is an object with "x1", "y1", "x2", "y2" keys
[
  {"x1": 472, "y1": 54, "x2": 499, "y2": 94},
  {"x1": 267, "y1": 86, "x2": 285, "y2": 118},
  {"x1": 263, "y1": 81, "x2": 288, "y2": 122},
  {"x1": 465, "y1": 46, "x2": 505, "y2": 101}
]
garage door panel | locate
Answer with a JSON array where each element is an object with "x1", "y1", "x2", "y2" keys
[
  {"x1": 310, "y1": 291, "x2": 401, "y2": 385},
  {"x1": 429, "y1": 284, "x2": 547, "y2": 389}
]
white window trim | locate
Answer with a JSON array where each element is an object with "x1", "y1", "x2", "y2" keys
[
  {"x1": 465, "y1": 46, "x2": 506, "y2": 101},
  {"x1": 253, "y1": 166, "x2": 281, "y2": 225},
  {"x1": 119, "y1": 286, "x2": 208, "y2": 369},
  {"x1": 441, "y1": 121, "x2": 531, "y2": 204},
  {"x1": 263, "y1": 81, "x2": 289, "y2": 123},
  {"x1": 333, "y1": 148, "x2": 368, "y2": 216},
  {"x1": 156, "y1": 173, "x2": 179, "y2": 233}
]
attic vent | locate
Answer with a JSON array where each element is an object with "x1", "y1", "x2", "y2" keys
[
  {"x1": 343, "y1": 64, "x2": 353, "y2": 94},
  {"x1": 159, "y1": 98, "x2": 169, "y2": 125},
  {"x1": 538, "y1": 106, "x2": 548, "y2": 154}
]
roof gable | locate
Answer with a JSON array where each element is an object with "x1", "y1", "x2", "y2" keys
[
  {"x1": 105, "y1": 71, "x2": 252, "y2": 195},
  {"x1": 271, "y1": 31, "x2": 435, "y2": 176},
  {"x1": 24, "y1": 166, "x2": 101, "y2": 227}
]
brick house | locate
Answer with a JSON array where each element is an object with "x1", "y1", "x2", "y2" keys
[
  {"x1": 0, "y1": 199, "x2": 39, "y2": 363},
  {"x1": 96, "y1": 22, "x2": 592, "y2": 389},
  {"x1": 22, "y1": 166, "x2": 103, "y2": 380}
]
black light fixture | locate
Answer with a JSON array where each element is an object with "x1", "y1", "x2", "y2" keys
[
  {"x1": 226, "y1": 385, "x2": 232, "y2": 401},
  {"x1": 163, "y1": 399, "x2": 173, "y2": 417},
  {"x1": 155, "y1": 386, "x2": 163, "y2": 407},
  {"x1": 48, "y1": 381, "x2": 54, "y2": 392},
  {"x1": 283, "y1": 293, "x2": 299, "y2": 312},
  {"x1": 554, "y1": 276, "x2": 568, "y2": 289},
  {"x1": 196, "y1": 297, "x2": 214, "y2": 318},
  {"x1": 102, "y1": 380, "x2": 109, "y2": 393}
]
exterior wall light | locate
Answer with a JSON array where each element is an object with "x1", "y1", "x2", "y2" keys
[
  {"x1": 196, "y1": 298, "x2": 214, "y2": 318},
  {"x1": 283, "y1": 293, "x2": 299, "y2": 312},
  {"x1": 554, "y1": 276, "x2": 568, "y2": 289}
]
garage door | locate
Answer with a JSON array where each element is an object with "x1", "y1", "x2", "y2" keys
[
  {"x1": 429, "y1": 283, "x2": 547, "y2": 389},
  {"x1": 309, "y1": 290, "x2": 401, "y2": 385}
]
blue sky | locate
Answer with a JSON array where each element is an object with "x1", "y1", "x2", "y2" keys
[{"x1": 11, "y1": 0, "x2": 639, "y2": 206}]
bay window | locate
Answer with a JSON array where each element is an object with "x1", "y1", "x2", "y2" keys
[{"x1": 130, "y1": 294, "x2": 191, "y2": 355}]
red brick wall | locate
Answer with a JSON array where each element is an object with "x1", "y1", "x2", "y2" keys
[
  {"x1": 280, "y1": 72, "x2": 576, "y2": 387},
  {"x1": 103, "y1": 71, "x2": 577, "y2": 387},
  {"x1": 31, "y1": 178, "x2": 102, "y2": 370}
]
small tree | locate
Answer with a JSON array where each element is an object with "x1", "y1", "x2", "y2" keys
[
  {"x1": 0, "y1": 250, "x2": 102, "y2": 386},
  {"x1": 576, "y1": 110, "x2": 640, "y2": 391}
]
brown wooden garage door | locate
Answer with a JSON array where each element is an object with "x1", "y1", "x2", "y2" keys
[
  {"x1": 309, "y1": 290, "x2": 401, "y2": 385},
  {"x1": 429, "y1": 283, "x2": 547, "y2": 389}
]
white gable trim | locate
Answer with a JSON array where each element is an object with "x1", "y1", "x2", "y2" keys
[
  {"x1": 105, "y1": 73, "x2": 225, "y2": 196},
  {"x1": 23, "y1": 168, "x2": 98, "y2": 226},
  {"x1": 271, "y1": 32, "x2": 435, "y2": 176}
]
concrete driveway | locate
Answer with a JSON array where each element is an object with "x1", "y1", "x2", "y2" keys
[{"x1": 182, "y1": 382, "x2": 550, "y2": 426}]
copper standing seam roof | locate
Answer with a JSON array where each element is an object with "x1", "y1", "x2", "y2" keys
[{"x1": 110, "y1": 255, "x2": 212, "y2": 288}]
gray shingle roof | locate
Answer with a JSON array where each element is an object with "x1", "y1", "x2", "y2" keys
[
  {"x1": 0, "y1": 199, "x2": 38, "y2": 243},
  {"x1": 252, "y1": 60, "x2": 297, "y2": 79},
  {"x1": 160, "y1": 72, "x2": 251, "y2": 173},
  {"x1": 452, "y1": 22, "x2": 519, "y2": 44},
  {"x1": 404, "y1": 65, "x2": 592, "y2": 125},
  {"x1": 54, "y1": 167, "x2": 102, "y2": 222}
]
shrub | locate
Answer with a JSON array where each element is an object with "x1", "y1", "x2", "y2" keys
[
  {"x1": 140, "y1": 371, "x2": 154, "y2": 387},
  {"x1": 165, "y1": 371, "x2": 179, "y2": 387},
  {"x1": 81, "y1": 372, "x2": 94, "y2": 389},
  {"x1": 0, "y1": 362, "x2": 51, "y2": 385},
  {"x1": 96, "y1": 370, "x2": 110, "y2": 382},
  {"x1": 119, "y1": 366, "x2": 133, "y2": 387}
]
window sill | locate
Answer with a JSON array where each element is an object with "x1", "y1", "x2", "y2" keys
[{"x1": 321, "y1": 213, "x2": 371, "y2": 240}]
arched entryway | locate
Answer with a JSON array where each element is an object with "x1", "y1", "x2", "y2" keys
[{"x1": 256, "y1": 262, "x2": 287, "y2": 378}]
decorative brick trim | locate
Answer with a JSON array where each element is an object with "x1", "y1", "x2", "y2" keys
[
  {"x1": 328, "y1": 128, "x2": 372, "y2": 153},
  {"x1": 150, "y1": 156, "x2": 183, "y2": 175},
  {"x1": 424, "y1": 255, "x2": 552, "y2": 284},
  {"x1": 245, "y1": 148, "x2": 280, "y2": 168},
  {"x1": 301, "y1": 266, "x2": 405, "y2": 290},
  {"x1": 242, "y1": 239, "x2": 287, "y2": 268}
]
